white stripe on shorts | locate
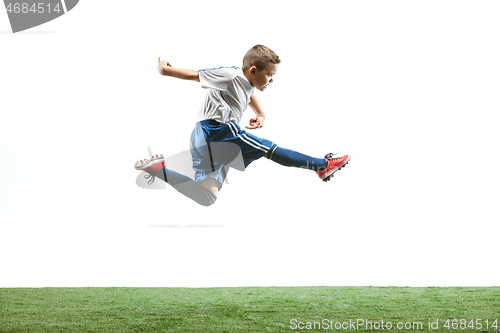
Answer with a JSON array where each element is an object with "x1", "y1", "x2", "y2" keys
[
  {"x1": 227, "y1": 122, "x2": 269, "y2": 153},
  {"x1": 227, "y1": 122, "x2": 238, "y2": 137},
  {"x1": 241, "y1": 133, "x2": 270, "y2": 151}
]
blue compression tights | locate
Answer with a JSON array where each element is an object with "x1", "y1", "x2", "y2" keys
[{"x1": 268, "y1": 146, "x2": 327, "y2": 171}]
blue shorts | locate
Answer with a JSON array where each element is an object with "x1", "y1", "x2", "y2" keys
[{"x1": 190, "y1": 120, "x2": 275, "y2": 187}]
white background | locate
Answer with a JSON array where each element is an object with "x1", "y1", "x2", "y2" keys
[{"x1": 1, "y1": 1, "x2": 499, "y2": 287}]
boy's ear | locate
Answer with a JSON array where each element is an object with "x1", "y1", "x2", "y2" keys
[{"x1": 250, "y1": 66, "x2": 257, "y2": 75}]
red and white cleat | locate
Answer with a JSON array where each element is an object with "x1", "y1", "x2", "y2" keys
[
  {"x1": 134, "y1": 154, "x2": 165, "y2": 184},
  {"x1": 316, "y1": 153, "x2": 351, "y2": 182}
]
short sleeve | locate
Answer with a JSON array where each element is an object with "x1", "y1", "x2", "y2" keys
[{"x1": 198, "y1": 66, "x2": 239, "y2": 91}]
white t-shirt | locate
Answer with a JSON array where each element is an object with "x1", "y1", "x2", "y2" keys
[{"x1": 198, "y1": 66, "x2": 254, "y2": 124}]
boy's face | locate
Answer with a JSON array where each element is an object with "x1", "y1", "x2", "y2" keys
[{"x1": 250, "y1": 63, "x2": 278, "y2": 91}]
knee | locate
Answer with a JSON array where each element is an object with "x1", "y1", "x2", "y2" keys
[{"x1": 198, "y1": 187, "x2": 217, "y2": 207}]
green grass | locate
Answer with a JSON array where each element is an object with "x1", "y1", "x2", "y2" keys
[{"x1": 1, "y1": 287, "x2": 499, "y2": 332}]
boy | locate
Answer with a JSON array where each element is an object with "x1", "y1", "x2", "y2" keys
[{"x1": 135, "y1": 45, "x2": 350, "y2": 206}]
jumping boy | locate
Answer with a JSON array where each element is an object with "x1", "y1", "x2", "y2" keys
[{"x1": 135, "y1": 45, "x2": 350, "y2": 206}]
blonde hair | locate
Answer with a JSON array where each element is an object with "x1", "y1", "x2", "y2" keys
[{"x1": 242, "y1": 45, "x2": 281, "y2": 71}]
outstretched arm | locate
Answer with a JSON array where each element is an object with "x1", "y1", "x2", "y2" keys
[
  {"x1": 246, "y1": 93, "x2": 265, "y2": 129},
  {"x1": 158, "y1": 57, "x2": 200, "y2": 82}
]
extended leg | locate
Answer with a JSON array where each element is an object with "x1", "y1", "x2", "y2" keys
[
  {"x1": 266, "y1": 145, "x2": 351, "y2": 182},
  {"x1": 135, "y1": 156, "x2": 217, "y2": 206},
  {"x1": 266, "y1": 145, "x2": 328, "y2": 171},
  {"x1": 161, "y1": 167, "x2": 218, "y2": 206}
]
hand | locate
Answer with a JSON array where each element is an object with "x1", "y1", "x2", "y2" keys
[
  {"x1": 245, "y1": 115, "x2": 265, "y2": 129},
  {"x1": 158, "y1": 57, "x2": 172, "y2": 73}
]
